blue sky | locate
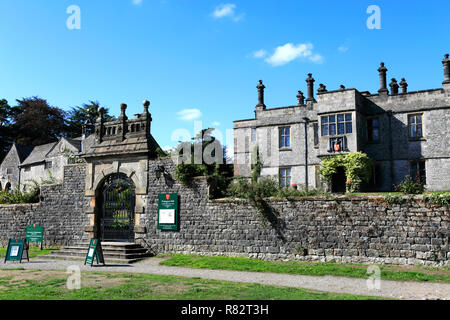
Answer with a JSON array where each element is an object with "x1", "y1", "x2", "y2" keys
[{"x1": 1, "y1": 0, "x2": 449, "y2": 151}]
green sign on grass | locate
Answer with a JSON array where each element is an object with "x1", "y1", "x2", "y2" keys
[
  {"x1": 157, "y1": 193, "x2": 179, "y2": 231},
  {"x1": 26, "y1": 224, "x2": 44, "y2": 249},
  {"x1": 84, "y1": 238, "x2": 105, "y2": 266},
  {"x1": 4, "y1": 239, "x2": 29, "y2": 263}
]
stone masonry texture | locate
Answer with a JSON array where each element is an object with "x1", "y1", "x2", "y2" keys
[{"x1": 0, "y1": 162, "x2": 448, "y2": 266}]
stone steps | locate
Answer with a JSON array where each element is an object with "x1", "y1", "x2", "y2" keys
[{"x1": 41, "y1": 242, "x2": 152, "y2": 264}]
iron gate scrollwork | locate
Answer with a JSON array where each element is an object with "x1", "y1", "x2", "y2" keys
[{"x1": 100, "y1": 173, "x2": 135, "y2": 242}]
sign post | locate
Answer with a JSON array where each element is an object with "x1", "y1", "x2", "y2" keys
[
  {"x1": 26, "y1": 224, "x2": 44, "y2": 250},
  {"x1": 4, "y1": 239, "x2": 29, "y2": 263},
  {"x1": 157, "y1": 193, "x2": 179, "y2": 231},
  {"x1": 84, "y1": 238, "x2": 105, "y2": 267}
]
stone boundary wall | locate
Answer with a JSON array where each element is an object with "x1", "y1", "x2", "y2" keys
[
  {"x1": 0, "y1": 161, "x2": 448, "y2": 266},
  {"x1": 0, "y1": 164, "x2": 88, "y2": 247},
  {"x1": 142, "y1": 180, "x2": 449, "y2": 266}
]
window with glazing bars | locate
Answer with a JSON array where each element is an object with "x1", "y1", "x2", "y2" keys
[
  {"x1": 408, "y1": 114, "x2": 423, "y2": 139},
  {"x1": 279, "y1": 168, "x2": 291, "y2": 187},
  {"x1": 321, "y1": 113, "x2": 352, "y2": 136},
  {"x1": 279, "y1": 127, "x2": 290, "y2": 148}
]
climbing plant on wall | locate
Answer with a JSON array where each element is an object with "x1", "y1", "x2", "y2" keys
[{"x1": 319, "y1": 152, "x2": 373, "y2": 193}]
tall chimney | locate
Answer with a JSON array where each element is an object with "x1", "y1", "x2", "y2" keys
[
  {"x1": 399, "y1": 78, "x2": 408, "y2": 94},
  {"x1": 378, "y1": 62, "x2": 389, "y2": 94},
  {"x1": 255, "y1": 80, "x2": 266, "y2": 110},
  {"x1": 306, "y1": 73, "x2": 315, "y2": 102},
  {"x1": 296, "y1": 90, "x2": 305, "y2": 106},
  {"x1": 442, "y1": 54, "x2": 450, "y2": 85},
  {"x1": 389, "y1": 78, "x2": 399, "y2": 95}
]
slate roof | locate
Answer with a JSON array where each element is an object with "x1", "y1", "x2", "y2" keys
[
  {"x1": 14, "y1": 144, "x2": 34, "y2": 163},
  {"x1": 21, "y1": 142, "x2": 57, "y2": 166}
]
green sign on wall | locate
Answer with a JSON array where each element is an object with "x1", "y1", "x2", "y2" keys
[
  {"x1": 157, "y1": 193, "x2": 179, "y2": 231},
  {"x1": 4, "y1": 239, "x2": 29, "y2": 263},
  {"x1": 26, "y1": 224, "x2": 44, "y2": 249}
]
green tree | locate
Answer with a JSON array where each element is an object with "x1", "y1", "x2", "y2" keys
[
  {"x1": 0, "y1": 99, "x2": 17, "y2": 161},
  {"x1": 66, "y1": 101, "x2": 115, "y2": 138},
  {"x1": 11, "y1": 97, "x2": 68, "y2": 146}
]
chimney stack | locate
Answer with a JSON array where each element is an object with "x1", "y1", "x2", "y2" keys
[
  {"x1": 399, "y1": 78, "x2": 408, "y2": 94},
  {"x1": 306, "y1": 73, "x2": 315, "y2": 102},
  {"x1": 442, "y1": 54, "x2": 450, "y2": 86},
  {"x1": 378, "y1": 62, "x2": 389, "y2": 95},
  {"x1": 255, "y1": 80, "x2": 266, "y2": 110},
  {"x1": 296, "y1": 90, "x2": 305, "y2": 106},
  {"x1": 389, "y1": 78, "x2": 399, "y2": 95},
  {"x1": 317, "y1": 84, "x2": 327, "y2": 94}
]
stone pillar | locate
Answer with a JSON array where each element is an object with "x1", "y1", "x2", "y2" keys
[
  {"x1": 117, "y1": 103, "x2": 128, "y2": 142},
  {"x1": 255, "y1": 80, "x2": 266, "y2": 110},
  {"x1": 378, "y1": 62, "x2": 389, "y2": 95},
  {"x1": 306, "y1": 73, "x2": 315, "y2": 102},
  {"x1": 95, "y1": 107, "x2": 105, "y2": 144},
  {"x1": 399, "y1": 78, "x2": 408, "y2": 94},
  {"x1": 296, "y1": 90, "x2": 305, "y2": 106},
  {"x1": 389, "y1": 78, "x2": 399, "y2": 95},
  {"x1": 442, "y1": 54, "x2": 450, "y2": 85},
  {"x1": 142, "y1": 99, "x2": 152, "y2": 136}
]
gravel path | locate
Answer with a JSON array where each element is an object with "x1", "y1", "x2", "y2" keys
[{"x1": 2, "y1": 257, "x2": 449, "y2": 300}]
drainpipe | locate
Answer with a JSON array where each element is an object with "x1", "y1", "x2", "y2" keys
[
  {"x1": 303, "y1": 117, "x2": 309, "y2": 191},
  {"x1": 387, "y1": 111, "x2": 394, "y2": 190}
]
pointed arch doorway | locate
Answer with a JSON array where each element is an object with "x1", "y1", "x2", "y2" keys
[{"x1": 96, "y1": 173, "x2": 136, "y2": 242}]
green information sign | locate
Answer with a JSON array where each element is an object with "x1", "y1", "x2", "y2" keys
[
  {"x1": 84, "y1": 238, "x2": 105, "y2": 267},
  {"x1": 157, "y1": 193, "x2": 179, "y2": 231},
  {"x1": 4, "y1": 239, "x2": 29, "y2": 263},
  {"x1": 26, "y1": 224, "x2": 44, "y2": 249}
]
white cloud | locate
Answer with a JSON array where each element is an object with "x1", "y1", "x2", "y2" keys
[
  {"x1": 260, "y1": 43, "x2": 323, "y2": 67},
  {"x1": 177, "y1": 108, "x2": 202, "y2": 121},
  {"x1": 212, "y1": 3, "x2": 244, "y2": 22},
  {"x1": 212, "y1": 121, "x2": 221, "y2": 127},
  {"x1": 132, "y1": 0, "x2": 143, "y2": 5},
  {"x1": 253, "y1": 49, "x2": 267, "y2": 59},
  {"x1": 338, "y1": 45, "x2": 349, "y2": 53}
]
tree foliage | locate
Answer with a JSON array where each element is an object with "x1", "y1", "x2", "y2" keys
[
  {"x1": 11, "y1": 97, "x2": 68, "y2": 146},
  {"x1": 66, "y1": 101, "x2": 115, "y2": 138}
]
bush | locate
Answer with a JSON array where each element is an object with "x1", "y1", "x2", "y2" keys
[
  {"x1": 174, "y1": 163, "x2": 207, "y2": 186},
  {"x1": 423, "y1": 192, "x2": 450, "y2": 206},
  {"x1": 394, "y1": 175, "x2": 424, "y2": 194}
]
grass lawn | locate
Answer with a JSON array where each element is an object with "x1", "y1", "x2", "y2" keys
[
  {"x1": 0, "y1": 246, "x2": 58, "y2": 259},
  {"x1": 0, "y1": 269, "x2": 382, "y2": 300},
  {"x1": 159, "y1": 254, "x2": 450, "y2": 283}
]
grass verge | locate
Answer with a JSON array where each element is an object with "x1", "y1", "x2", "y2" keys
[
  {"x1": 0, "y1": 269, "x2": 382, "y2": 300},
  {"x1": 159, "y1": 254, "x2": 450, "y2": 283},
  {"x1": 0, "y1": 247, "x2": 58, "y2": 259}
]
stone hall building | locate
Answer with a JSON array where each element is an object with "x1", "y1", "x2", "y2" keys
[{"x1": 234, "y1": 54, "x2": 450, "y2": 192}]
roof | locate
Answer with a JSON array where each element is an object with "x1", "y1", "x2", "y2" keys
[
  {"x1": 64, "y1": 138, "x2": 82, "y2": 151},
  {"x1": 14, "y1": 144, "x2": 34, "y2": 163},
  {"x1": 21, "y1": 142, "x2": 57, "y2": 166}
]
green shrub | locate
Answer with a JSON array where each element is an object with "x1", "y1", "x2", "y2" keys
[
  {"x1": 174, "y1": 163, "x2": 206, "y2": 186},
  {"x1": 394, "y1": 175, "x2": 424, "y2": 194},
  {"x1": 423, "y1": 193, "x2": 450, "y2": 206}
]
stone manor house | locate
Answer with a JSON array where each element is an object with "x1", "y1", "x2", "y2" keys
[{"x1": 234, "y1": 54, "x2": 450, "y2": 192}]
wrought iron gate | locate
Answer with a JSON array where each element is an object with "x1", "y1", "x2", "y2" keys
[{"x1": 100, "y1": 173, "x2": 135, "y2": 242}]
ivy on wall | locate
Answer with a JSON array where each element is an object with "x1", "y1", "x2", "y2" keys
[{"x1": 319, "y1": 152, "x2": 373, "y2": 193}]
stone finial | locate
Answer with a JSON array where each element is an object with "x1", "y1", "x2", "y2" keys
[
  {"x1": 340, "y1": 85, "x2": 346, "y2": 90},
  {"x1": 389, "y1": 78, "x2": 399, "y2": 95},
  {"x1": 317, "y1": 84, "x2": 327, "y2": 94},
  {"x1": 399, "y1": 78, "x2": 408, "y2": 94},
  {"x1": 378, "y1": 62, "x2": 389, "y2": 94},
  {"x1": 442, "y1": 54, "x2": 450, "y2": 84},
  {"x1": 119, "y1": 103, "x2": 128, "y2": 121},
  {"x1": 256, "y1": 80, "x2": 266, "y2": 110},
  {"x1": 296, "y1": 90, "x2": 305, "y2": 106},
  {"x1": 143, "y1": 99, "x2": 150, "y2": 109},
  {"x1": 306, "y1": 73, "x2": 315, "y2": 102}
]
